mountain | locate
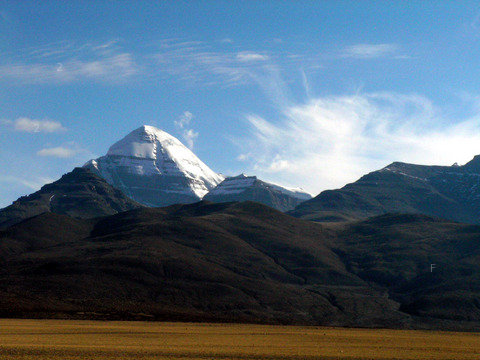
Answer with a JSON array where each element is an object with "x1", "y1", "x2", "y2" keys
[
  {"x1": 0, "y1": 167, "x2": 141, "y2": 229},
  {"x1": 203, "y1": 174, "x2": 312, "y2": 211},
  {"x1": 291, "y1": 156, "x2": 480, "y2": 224},
  {"x1": 84, "y1": 125, "x2": 224, "y2": 207},
  {"x1": 1, "y1": 201, "x2": 480, "y2": 330},
  {"x1": 332, "y1": 213, "x2": 480, "y2": 328},
  {"x1": 0, "y1": 202, "x2": 406, "y2": 327}
]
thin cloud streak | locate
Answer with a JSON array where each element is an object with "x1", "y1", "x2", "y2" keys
[
  {"x1": 0, "y1": 40, "x2": 138, "y2": 84},
  {"x1": 1, "y1": 39, "x2": 406, "y2": 87},
  {"x1": 0, "y1": 175, "x2": 54, "y2": 191},
  {"x1": 0, "y1": 53, "x2": 137, "y2": 84},
  {"x1": 341, "y1": 43, "x2": 400, "y2": 59},
  {"x1": 236, "y1": 52, "x2": 269, "y2": 62},
  {"x1": 152, "y1": 40, "x2": 314, "y2": 90}
]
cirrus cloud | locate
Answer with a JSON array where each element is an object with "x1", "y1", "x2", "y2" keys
[
  {"x1": 0, "y1": 40, "x2": 138, "y2": 84},
  {"x1": 341, "y1": 43, "x2": 400, "y2": 59},
  {"x1": 0, "y1": 175, "x2": 54, "y2": 191},
  {"x1": 0, "y1": 53, "x2": 137, "y2": 84},
  {"x1": 236, "y1": 52, "x2": 269, "y2": 62},
  {"x1": 238, "y1": 92, "x2": 480, "y2": 195}
]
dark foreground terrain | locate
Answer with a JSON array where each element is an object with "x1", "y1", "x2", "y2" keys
[{"x1": 1, "y1": 200, "x2": 480, "y2": 330}]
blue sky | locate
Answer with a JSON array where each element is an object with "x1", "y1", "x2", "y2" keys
[{"x1": 3, "y1": 1, "x2": 480, "y2": 207}]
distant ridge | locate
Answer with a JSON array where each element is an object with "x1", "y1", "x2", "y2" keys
[
  {"x1": 204, "y1": 174, "x2": 311, "y2": 211},
  {"x1": 291, "y1": 155, "x2": 480, "y2": 224}
]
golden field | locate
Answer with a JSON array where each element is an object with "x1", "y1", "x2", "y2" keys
[{"x1": 0, "y1": 319, "x2": 478, "y2": 360}]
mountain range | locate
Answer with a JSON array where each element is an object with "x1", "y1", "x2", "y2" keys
[
  {"x1": 82, "y1": 125, "x2": 309, "y2": 210},
  {"x1": 2, "y1": 124, "x2": 480, "y2": 330},
  {"x1": 1, "y1": 125, "x2": 310, "y2": 228},
  {"x1": 1, "y1": 201, "x2": 479, "y2": 329},
  {"x1": 83, "y1": 125, "x2": 225, "y2": 207}
]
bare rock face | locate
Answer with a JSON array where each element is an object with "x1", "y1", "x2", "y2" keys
[{"x1": 84, "y1": 125, "x2": 224, "y2": 207}]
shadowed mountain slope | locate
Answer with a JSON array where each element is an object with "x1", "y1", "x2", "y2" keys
[
  {"x1": 1, "y1": 201, "x2": 480, "y2": 330},
  {"x1": 0, "y1": 168, "x2": 141, "y2": 229}
]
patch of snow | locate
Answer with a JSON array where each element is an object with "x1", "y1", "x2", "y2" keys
[
  {"x1": 264, "y1": 182, "x2": 312, "y2": 200},
  {"x1": 207, "y1": 174, "x2": 257, "y2": 195},
  {"x1": 207, "y1": 174, "x2": 312, "y2": 200},
  {"x1": 381, "y1": 167, "x2": 427, "y2": 181}
]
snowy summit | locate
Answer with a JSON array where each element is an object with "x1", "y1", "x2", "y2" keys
[{"x1": 84, "y1": 125, "x2": 224, "y2": 206}]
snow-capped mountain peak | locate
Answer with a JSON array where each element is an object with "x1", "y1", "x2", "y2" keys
[
  {"x1": 107, "y1": 125, "x2": 178, "y2": 159},
  {"x1": 84, "y1": 125, "x2": 224, "y2": 206}
]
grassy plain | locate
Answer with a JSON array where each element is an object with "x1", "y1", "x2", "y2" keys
[{"x1": 0, "y1": 319, "x2": 478, "y2": 360}]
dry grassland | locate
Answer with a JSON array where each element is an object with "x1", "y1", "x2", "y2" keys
[{"x1": 0, "y1": 319, "x2": 478, "y2": 360}]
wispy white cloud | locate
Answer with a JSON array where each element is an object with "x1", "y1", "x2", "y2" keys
[
  {"x1": 1, "y1": 38, "x2": 408, "y2": 87},
  {"x1": 175, "y1": 111, "x2": 198, "y2": 149},
  {"x1": 238, "y1": 92, "x2": 480, "y2": 195},
  {"x1": 92, "y1": 39, "x2": 121, "y2": 52},
  {"x1": 182, "y1": 129, "x2": 199, "y2": 149},
  {"x1": 236, "y1": 52, "x2": 269, "y2": 62},
  {"x1": 154, "y1": 44, "x2": 250, "y2": 87},
  {"x1": 152, "y1": 40, "x2": 308, "y2": 90},
  {"x1": 341, "y1": 43, "x2": 400, "y2": 59},
  {"x1": 2, "y1": 117, "x2": 66, "y2": 133},
  {"x1": 174, "y1": 110, "x2": 193, "y2": 129},
  {"x1": 0, "y1": 53, "x2": 137, "y2": 83},
  {"x1": 0, "y1": 40, "x2": 138, "y2": 84},
  {"x1": 37, "y1": 146, "x2": 79, "y2": 158},
  {"x1": 36, "y1": 141, "x2": 90, "y2": 158}
]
